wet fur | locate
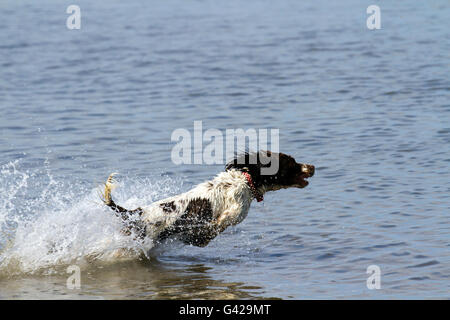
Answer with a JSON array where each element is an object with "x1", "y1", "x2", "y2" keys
[{"x1": 101, "y1": 151, "x2": 314, "y2": 247}]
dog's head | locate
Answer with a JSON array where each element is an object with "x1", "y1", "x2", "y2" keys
[{"x1": 225, "y1": 151, "x2": 315, "y2": 191}]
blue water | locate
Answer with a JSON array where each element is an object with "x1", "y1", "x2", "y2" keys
[{"x1": 0, "y1": 0, "x2": 449, "y2": 299}]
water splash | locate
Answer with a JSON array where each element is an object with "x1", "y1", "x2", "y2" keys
[{"x1": 0, "y1": 161, "x2": 182, "y2": 276}]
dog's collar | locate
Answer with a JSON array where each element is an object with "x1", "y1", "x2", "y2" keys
[{"x1": 242, "y1": 172, "x2": 263, "y2": 202}]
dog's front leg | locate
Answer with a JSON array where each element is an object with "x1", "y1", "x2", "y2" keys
[
  {"x1": 216, "y1": 210, "x2": 235, "y2": 234},
  {"x1": 156, "y1": 217, "x2": 220, "y2": 247}
]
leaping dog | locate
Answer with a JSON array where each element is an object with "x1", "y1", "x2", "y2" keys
[{"x1": 101, "y1": 151, "x2": 314, "y2": 247}]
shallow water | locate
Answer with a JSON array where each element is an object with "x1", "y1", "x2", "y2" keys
[{"x1": 0, "y1": 0, "x2": 449, "y2": 299}]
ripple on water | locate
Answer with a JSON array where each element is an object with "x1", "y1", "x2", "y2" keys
[{"x1": 407, "y1": 260, "x2": 440, "y2": 269}]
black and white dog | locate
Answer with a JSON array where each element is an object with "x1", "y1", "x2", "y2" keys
[{"x1": 101, "y1": 151, "x2": 314, "y2": 247}]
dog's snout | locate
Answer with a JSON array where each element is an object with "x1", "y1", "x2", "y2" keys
[{"x1": 301, "y1": 164, "x2": 315, "y2": 176}]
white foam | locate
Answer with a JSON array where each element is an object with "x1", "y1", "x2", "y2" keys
[{"x1": 0, "y1": 160, "x2": 182, "y2": 276}]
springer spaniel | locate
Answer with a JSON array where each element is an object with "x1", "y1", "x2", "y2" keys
[{"x1": 101, "y1": 151, "x2": 315, "y2": 247}]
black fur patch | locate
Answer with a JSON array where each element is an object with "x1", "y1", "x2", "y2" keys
[
  {"x1": 157, "y1": 198, "x2": 217, "y2": 247},
  {"x1": 107, "y1": 199, "x2": 146, "y2": 239},
  {"x1": 160, "y1": 201, "x2": 176, "y2": 213}
]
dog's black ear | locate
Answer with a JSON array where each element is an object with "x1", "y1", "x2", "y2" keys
[
  {"x1": 225, "y1": 164, "x2": 249, "y2": 174},
  {"x1": 225, "y1": 161, "x2": 236, "y2": 171},
  {"x1": 225, "y1": 151, "x2": 273, "y2": 172},
  {"x1": 225, "y1": 152, "x2": 266, "y2": 187},
  {"x1": 225, "y1": 152, "x2": 253, "y2": 172}
]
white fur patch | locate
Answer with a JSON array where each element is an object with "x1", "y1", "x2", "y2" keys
[{"x1": 140, "y1": 169, "x2": 254, "y2": 243}]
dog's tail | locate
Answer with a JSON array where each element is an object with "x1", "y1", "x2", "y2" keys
[
  {"x1": 100, "y1": 173, "x2": 146, "y2": 238},
  {"x1": 101, "y1": 173, "x2": 119, "y2": 207},
  {"x1": 100, "y1": 173, "x2": 132, "y2": 213},
  {"x1": 101, "y1": 173, "x2": 144, "y2": 215}
]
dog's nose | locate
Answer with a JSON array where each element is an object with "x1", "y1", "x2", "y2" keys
[{"x1": 301, "y1": 164, "x2": 315, "y2": 176}]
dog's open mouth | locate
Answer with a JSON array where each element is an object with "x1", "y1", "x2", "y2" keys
[
  {"x1": 295, "y1": 164, "x2": 315, "y2": 188},
  {"x1": 295, "y1": 174, "x2": 310, "y2": 188}
]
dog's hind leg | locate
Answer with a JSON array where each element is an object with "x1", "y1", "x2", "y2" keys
[{"x1": 101, "y1": 173, "x2": 146, "y2": 239}]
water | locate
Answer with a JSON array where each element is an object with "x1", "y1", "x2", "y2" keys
[{"x1": 0, "y1": 0, "x2": 449, "y2": 299}]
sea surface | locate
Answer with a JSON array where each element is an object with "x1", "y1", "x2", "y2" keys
[{"x1": 0, "y1": 0, "x2": 449, "y2": 299}]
